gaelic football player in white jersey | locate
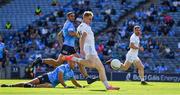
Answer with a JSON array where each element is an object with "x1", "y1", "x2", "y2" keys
[
  {"x1": 107, "y1": 25, "x2": 148, "y2": 85},
  {"x1": 63, "y1": 11, "x2": 120, "y2": 90}
]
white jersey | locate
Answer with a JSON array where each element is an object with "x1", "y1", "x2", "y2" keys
[
  {"x1": 77, "y1": 22, "x2": 97, "y2": 56},
  {"x1": 125, "y1": 33, "x2": 140, "y2": 63},
  {"x1": 127, "y1": 33, "x2": 140, "y2": 56}
]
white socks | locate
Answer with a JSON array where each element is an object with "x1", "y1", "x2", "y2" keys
[
  {"x1": 102, "y1": 81, "x2": 110, "y2": 88},
  {"x1": 140, "y1": 77, "x2": 145, "y2": 81}
]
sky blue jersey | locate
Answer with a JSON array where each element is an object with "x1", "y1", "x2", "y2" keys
[
  {"x1": 47, "y1": 63, "x2": 75, "y2": 87},
  {"x1": 61, "y1": 20, "x2": 76, "y2": 47}
]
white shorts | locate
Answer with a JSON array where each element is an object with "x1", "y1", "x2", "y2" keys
[
  {"x1": 84, "y1": 45, "x2": 98, "y2": 58},
  {"x1": 125, "y1": 53, "x2": 140, "y2": 63}
]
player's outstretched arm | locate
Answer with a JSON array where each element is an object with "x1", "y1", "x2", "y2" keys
[
  {"x1": 57, "y1": 31, "x2": 63, "y2": 48},
  {"x1": 71, "y1": 78, "x2": 83, "y2": 88},
  {"x1": 58, "y1": 72, "x2": 67, "y2": 88}
]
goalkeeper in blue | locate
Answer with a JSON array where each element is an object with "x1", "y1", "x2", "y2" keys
[{"x1": 1, "y1": 62, "x2": 84, "y2": 88}]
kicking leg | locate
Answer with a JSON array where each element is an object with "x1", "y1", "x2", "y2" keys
[{"x1": 63, "y1": 55, "x2": 95, "y2": 68}]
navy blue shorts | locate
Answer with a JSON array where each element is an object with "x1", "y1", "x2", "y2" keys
[
  {"x1": 37, "y1": 73, "x2": 51, "y2": 84},
  {"x1": 60, "y1": 45, "x2": 76, "y2": 55}
]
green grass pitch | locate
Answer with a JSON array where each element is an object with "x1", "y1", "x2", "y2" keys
[{"x1": 0, "y1": 80, "x2": 180, "y2": 95}]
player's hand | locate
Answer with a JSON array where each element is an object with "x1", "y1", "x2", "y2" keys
[
  {"x1": 76, "y1": 31, "x2": 81, "y2": 38},
  {"x1": 65, "y1": 86, "x2": 75, "y2": 88},
  {"x1": 139, "y1": 46, "x2": 144, "y2": 51},
  {"x1": 80, "y1": 49, "x2": 85, "y2": 57},
  {"x1": 58, "y1": 31, "x2": 62, "y2": 37}
]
